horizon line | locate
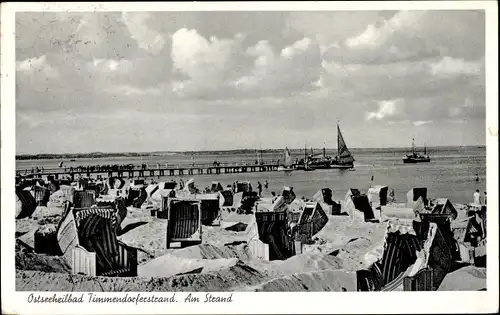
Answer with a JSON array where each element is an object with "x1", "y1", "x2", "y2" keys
[{"x1": 16, "y1": 144, "x2": 486, "y2": 157}]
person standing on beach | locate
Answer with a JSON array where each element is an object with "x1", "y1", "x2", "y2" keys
[
  {"x1": 264, "y1": 180, "x2": 269, "y2": 191},
  {"x1": 257, "y1": 181, "x2": 262, "y2": 197},
  {"x1": 473, "y1": 189, "x2": 481, "y2": 205},
  {"x1": 389, "y1": 189, "x2": 395, "y2": 203}
]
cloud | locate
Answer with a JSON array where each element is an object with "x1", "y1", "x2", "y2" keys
[
  {"x1": 233, "y1": 37, "x2": 322, "y2": 96},
  {"x1": 281, "y1": 37, "x2": 312, "y2": 58},
  {"x1": 413, "y1": 120, "x2": 433, "y2": 126},
  {"x1": 15, "y1": 11, "x2": 486, "y2": 153},
  {"x1": 366, "y1": 99, "x2": 401, "y2": 120},
  {"x1": 429, "y1": 56, "x2": 482, "y2": 77},
  {"x1": 17, "y1": 55, "x2": 59, "y2": 78},
  {"x1": 121, "y1": 12, "x2": 166, "y2": 55},
  {"x1": 89, "y1": 58, "x2": 133, "y2": 74},
  {"x1": 170, "y1": 28, "x2": 248, "y2": 97},
  {"x1": 323, "y1": 10, "x2": 484, "y2": 65},
  {"x1": 284, "y1": 11, "x2": 393, "y2": 53}
]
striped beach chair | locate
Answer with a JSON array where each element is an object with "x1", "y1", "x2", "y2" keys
[
  {"x1": 255, "y1": 210, "x2": 295, "y2": 260},
  {"x1": 57, "y1": 201, "x2": 137, "y2": 277},
  {"x1": 166, "y1": 199, "x2": 202, "y2": 249}
]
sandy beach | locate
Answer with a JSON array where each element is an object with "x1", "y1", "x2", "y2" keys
[{"x1": 15, "y1": 178, "x2": 487, "y2": 292}]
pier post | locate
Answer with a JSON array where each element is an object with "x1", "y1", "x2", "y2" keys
[
  {"x1": 150, "y1": 170, "x2": 154, "y2": 177},
  {"x1": 169, "y1": 170, "x2": 174, "y2": 176},
  {"x1": 198, "y1": 169, "x2": 203, "y2": 175},
  {"x1": 179, "y1": 169, "x2": 184, "y2": 176},
  {"x1": 188, "y1": 169, "x2": 193, "y2": 175}
]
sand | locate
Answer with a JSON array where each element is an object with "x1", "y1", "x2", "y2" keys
[
  {"x1": 15, "y1": 198, "x2": 479, "y2": 292},
  {"x1": 242, "y1": 269, "x2": 357, "y2": 292},
  {"x1": 16, "y1": 263, "x2": 269, "y2": 292},
  {"x1": 438, "y1": 265, "x2": 486, "y2": 291},
  {"x1": 138, "y1": 254, "x2": 239, "y2": 278}
]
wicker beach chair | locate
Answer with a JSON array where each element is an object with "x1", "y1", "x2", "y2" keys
[
  {"x1": 56, "y1": 199, "x2": 137, "y2": 277},
  {"x1": 165, "y1": 199, "x2": 202, "y2": 249}
]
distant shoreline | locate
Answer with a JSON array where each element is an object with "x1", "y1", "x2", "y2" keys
[{"x1": 16, "y1": 146, "x2": 486, "y2": 161}]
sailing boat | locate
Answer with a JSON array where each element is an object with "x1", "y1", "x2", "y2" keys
[
  {"x1": 403, "y1": 139, "x2": 430, "y2": 163},
  {"x1": 278, "y1": 147, "x2": 294, "y2": 172},
  {"x1": 330, "y1": 124, "x2": 355, "y2": 169}
]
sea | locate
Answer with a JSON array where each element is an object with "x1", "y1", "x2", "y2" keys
[{"x1": 16, "y1": 146, "x2": 486, "y2": 205}]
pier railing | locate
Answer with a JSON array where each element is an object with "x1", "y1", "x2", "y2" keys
[
  {"x1": 16, "y1": 160, "x2": 283, "y2": 179},
  {"x1": 17, "y1": 160, "x2": 282, "y2": 174}
]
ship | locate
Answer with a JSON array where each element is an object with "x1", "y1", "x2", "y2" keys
[
  {"x1": 403, "y1": 139, "x2": 430, "y2": 163},
  {"x1": 307, "y1": 145, "x2": 332, "y2": 170},
  {"x1": 293, "y1": 144, "x2": 314, "y2": 171},
  {"x1": 277, "y1": 147, "x2": 294, "y2": 172},
  {"x1": 330, "y1": 124, "x2": 355, "y2": 169}
]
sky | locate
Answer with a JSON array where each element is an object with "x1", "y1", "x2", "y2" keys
[{"x1": 15, "y1": 10, "x2": 486, "y2": 154}]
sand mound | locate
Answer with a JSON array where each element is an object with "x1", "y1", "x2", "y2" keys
[
  {"x1": 118, "y1": 217, "x2": 168, "y2": 264},
  {"x1": 16, "y1": 263, "x2": 268, "y2": 292},
  {"x1": 138, "y1": 254, "x2": 238, "y2": 278},
  {"x1": 438, "y1": 266, "x2": 486, "y2": 291},
  {"x1": 15, "y1": 252, "x2": 70, "y2": 273},
  {"x1": 304, "y1": 215, "x2": 387, "y2": 262},
  {"x1": 242, "y1": 269, "x2": 357, "y2": 292},
  {"x1": 332, "y1": 237, "x2": 384, "y2": 271},
  {"x1": 169, "y1": 243, "x2": 252, "y2": 261},
  {"x1": 31, "y1": 206, "x2": 64, "y2": 221},
  {"x1": 48, "y1": 190, "x2": 66, "y2": 207},
  {"x1": 247, "y1": 252, "x2": 343, "y2": 278},
  {"x1": 201, "y1": 225, "x2": 253, "y2": 247},
  {"x1": 16, "y1": 218, "x2": 40, "y2": 236},
  {"x1": 220, "y1": 212, "x2": 255, "y2": 224}
]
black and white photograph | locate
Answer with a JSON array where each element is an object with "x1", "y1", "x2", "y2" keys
[{"x1": 1, "y1": 1, "x2": 498, "y2": 314}]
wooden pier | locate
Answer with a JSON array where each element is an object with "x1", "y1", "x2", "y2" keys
[{"x1": 17, "y1": 163, "x2": 281, "y2": 180}]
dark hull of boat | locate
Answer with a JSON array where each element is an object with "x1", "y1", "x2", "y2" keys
[
  {"x1": 308, "y1": 164, "x2": 331, "y2": 170},
  {"x1": 330, "y1": 163, "x2": 354, "y2": 169},
  {"x1": 403, "y1": 158, "x2": 431, "y2": 163}
]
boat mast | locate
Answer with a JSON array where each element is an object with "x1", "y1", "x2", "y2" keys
[
  {"x1": 424, "y1": 142, "x2": 427, "y2": 155},
  {"x1": 337, "y1": 123, "x2": 341, "y2": 157},
  {"x1": 259, "y1": 143, "x2": 263, "y2": 164},
  {"x1": 323, "y1": 141, "x2": 326, "y2": 157},
  {"x1": 412, "y1": 138, "x2": 415, "y2": 155}
]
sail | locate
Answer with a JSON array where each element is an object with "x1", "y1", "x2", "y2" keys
[
  {"x1": 284, "y1": 147, "x2": 293, "y2": 167},
  {"x1": 337, "y1": 125, "x2": 355, "y2": 163}
]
